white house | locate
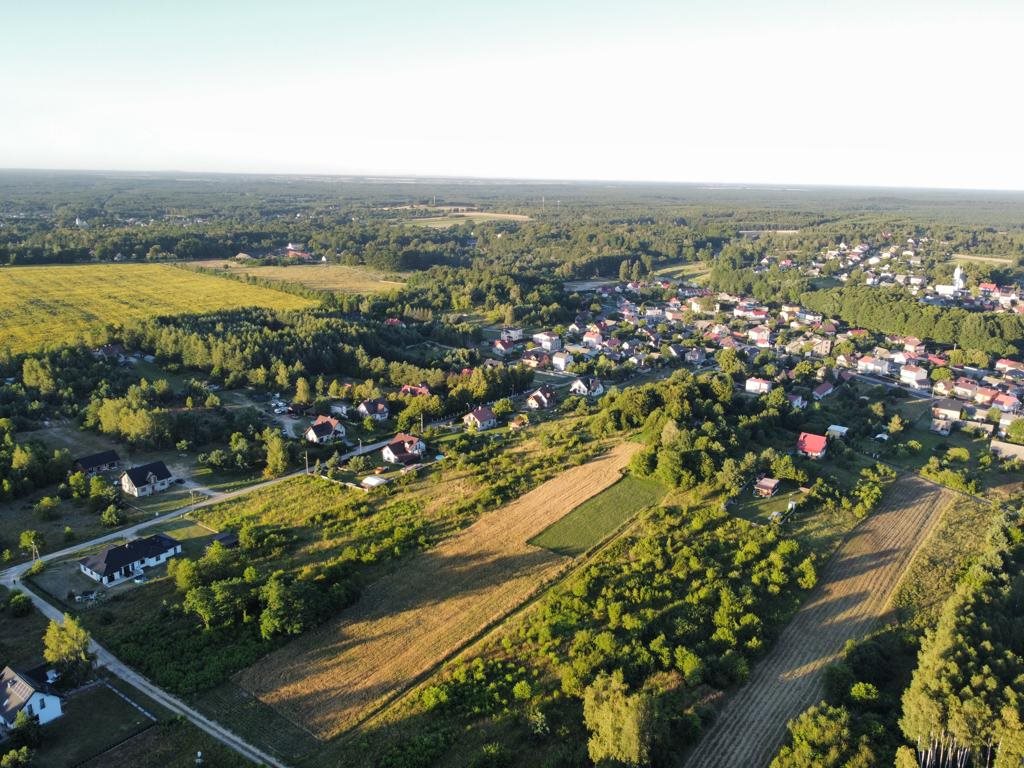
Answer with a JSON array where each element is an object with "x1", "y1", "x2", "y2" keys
[
  {"x1": 1, "y1": 666, "x2": 63, "y2": 730},
  {"x1": 464, "y1": 406, "x2": 497, "y2": 430},
  {"x1": 119, "y1": 461, "x2": 173, "y2": 497},
  {"x1": 357, "y1": 399, "x2": 390, "y2": 421},
  {"x1": 532, "y1": 331, "x2": 562, "y2": 352},
  {"x1": 500, "y1": 327, "x2": 524, "y2": 342},
  {"x1": 900, "y1": 365, "x2": 929, "y2": 389},
  {"x1": 569, "y1": 377, "x2": 605, "y2": 397},
  {"x1": 305, "y1": 415, "x2": 346, "y2": 444},
  {"x1": 382, "y1": 434, "x2": 427, "y2": 465},
  {"x1": 551, "y1": 351, "x2": 574, "y2": 372},
  {"x1": 78, "y1": 533, "x2": 181, "y2": 586},
  {"x1": 745, "y1": 377, "x2": 773, "y2": 395},
  {"x1": 526, "y1": 386, "x2": 557, "y2": 410},
  {"x1": 857, "y1": 356, "x2": 890, "y2": 376}
]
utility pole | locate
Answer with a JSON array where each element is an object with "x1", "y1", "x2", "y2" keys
[{"x1": 304, "y1": 451, "x2": 309, "y2": 475}]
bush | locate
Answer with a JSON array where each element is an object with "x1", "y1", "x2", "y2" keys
[{"x1": 8, "y1": 593, "x2": 32, "y2": 618}]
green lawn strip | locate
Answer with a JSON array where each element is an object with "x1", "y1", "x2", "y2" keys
[{"x1": 528, "y1": 474, "x2": 667, "y2": 556}]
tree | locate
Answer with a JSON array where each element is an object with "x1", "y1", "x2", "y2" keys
[
  {"x1": 1006, "y1": 419, "x2": 1024, "y2": 445},
  {"x1": 43, "y1": 614, "x2": 93, "y2": 685},
  {"x1": 770, "y1": 703, "x2": 875, "y2": 768},
  {"x1": 294, "y1": 376, "x2": 312, "y2": 405},
  {"x1": 9, "y1": 711, "x2": 40, "y2": 749},
  {"x1": 0, "y1": 746, "x2": 33, "y2": 767},
  {"x1": 492, "y1": 398, "x2": 514, "y2": 417},
  {"x1": 716, "y1": 348, "x2": 746, "y2": 377},
  {"x1": 18, "y1": 530, "x2": 43, "y2": 561},
  {"x1": 262, "y1": 428, "x2": 289, "y2": 478},
  {"x1": 887, "y1": 414, "x2": 905, "y2": 435},
  {"x1": 100, "y1": 505, "x2": 125, "y2": 526},
  {"x1": 582, "y1": 670, "x2": 653, "y2": 767}
]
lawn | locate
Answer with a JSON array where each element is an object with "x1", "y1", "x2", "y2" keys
[
  {"x1": 0, "y1": 585, "x2": 51, "y2": 668},
  {"x1": 33, "y1": 684, "x2": 154, "y2": 768},
  {"x1": 0, "y1": 263, "x2": 313, "y2": 354},
  {"x1": 528, "y1": 474, "x2": 667, "y2": 556},
  {"x1": 730, "y1": 482, "x2": 804, "y2": 525},
  {"x1": 189, "y1": 261, "x2": 408, "y2": 294}
]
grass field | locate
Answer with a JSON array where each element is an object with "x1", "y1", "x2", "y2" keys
[
  {"x1": 952, "y1": 253, "x2": 1015, "y2": 264},
  {"x1": 403, "y1": 212, "x2": 530, "y2": 228},
  {"x1": 34, "y1": 684, "x2": 154, "y2": 768},
  {"x1": 188, "y1": 261, "x2": 408, "y2": 294},
  {"x1": 684, "y1": 475, "x2": 951, "y2": 768},
  {"x1": 528, "y1": 474, "x2": 666, "y2": 556},
  {"x1": 77, "y1": 715, "x2": 252, "y2": 768},
  {"x1": 235, "y1": 442, "x2": 640, "y2": 745},
  {"x1": 0, "y1": 264, "x2": 314, "y2": 354},
  {"x1": 0, "y1": 585, "x2": 50, "y2": 668}
]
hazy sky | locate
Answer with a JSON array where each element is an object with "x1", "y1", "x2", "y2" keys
[{"x1": 5, "y1": 0, "x2": 1023, "y2": 189}]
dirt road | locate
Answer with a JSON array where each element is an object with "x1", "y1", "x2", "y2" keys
[{"x1": 684, "y1": 475, "x2": 951, "y2": 768}]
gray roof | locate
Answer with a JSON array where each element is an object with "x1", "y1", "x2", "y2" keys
[
  {"x1": 74, "y1": 450, "x2": 120, "y2": 471},
  {"x1": 122, "y1": 461, "x2": 172, "y2": 488},
  {"x1": 1, "y1": 666, "x2": 56, "y2": 726}
]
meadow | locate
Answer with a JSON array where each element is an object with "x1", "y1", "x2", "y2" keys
[
  {"x1": 528, "y1": 474, "x2": 666, "y2": 556},
  {"x1": 187, "y1": 261, "x2": 408, "y2": 294},
  {"x1": 0, "y1": 264, "x2": 314, "y2": 354}
]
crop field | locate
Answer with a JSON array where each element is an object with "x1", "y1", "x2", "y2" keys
[
  {"x1": 683, "y1": 476, "x2": 952, "y2": 768},
  {"x1": 528, "y1": 474, "x2": 666, "y2": 556},
  {"x1": 0, "y1": 264, "x2": 314, "y2": 354},
  {"x1": 235, "y1": 442, "x2": 640, "y2": 742},
  {"x1": 188, "y1": 261, "x2": 408, "y2": 294},
  {"x1": 404, "y1": 212, "x2": 530, "y2": 228}
]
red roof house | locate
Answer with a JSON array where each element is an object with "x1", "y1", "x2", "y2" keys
[{"x1": 796, "y1": 432, "x2": 828, "y2": 459}]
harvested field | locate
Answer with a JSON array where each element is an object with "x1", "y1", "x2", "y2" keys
[
  {"x1": 187, "y1": 262, "x2": 408, "y2": 294},
  {"x1": 236, "y1": 442, "x2": 640, "y2": 740},
  {"x1": 684, "y1": 475, "x2": 952, "y2": 768}
]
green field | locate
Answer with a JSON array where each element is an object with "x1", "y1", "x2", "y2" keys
[
  {"x1": 403, "y1": 212, "x2": 530, "y2": 228},
  {"x1": 0, "y1": 264, "x2": 314, "y2": 354},
  {"x1": 528, "y1": 474, "x2": 666, "y2": 556},
  {"x1": 188, "y1": 261, "x2": 408, "y2": 295}
]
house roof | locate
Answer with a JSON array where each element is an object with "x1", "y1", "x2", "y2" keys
[
  {"x1": 122, "y1": 461, "x2": 172, "y2": 488},
  {"x1": 74, "y1": 450, "x2": 120, "y2": 471},
  {"x1": 754, "y1": 477, "x2": 780, "y2": 490},
  {"x1": 78, "y1": 533, "x2": 179, "y2": 578},
  {"x1": 797, "y1": 432, "x2": 828, "y2": 454},
  {"x1": 813, "y1": 381, "x2": 834, "y2": 395},
  {"x1": 1, "y1": 666, "x2": 56, "y2": 726},
  {"x1": 359, "y1": 399, "x2": 389, "y2": 414},
  {"x1": 307, "y1": 422, "x2": 336, "y2": 438},
  {"x1": 468, "y1": 406, "x2": 496, "y2": 423}
]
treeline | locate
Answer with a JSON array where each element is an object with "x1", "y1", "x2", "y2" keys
[
  {"x1": 0, "y1": 420, "x2": 71, "y2": 500},
  {"x1": 801, "y1": 285, "x2": 1024, "y2": 355}
]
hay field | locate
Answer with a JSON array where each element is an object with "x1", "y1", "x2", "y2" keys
[
  {"x1": 236, "y1": 442, "x2": 640, "y2": 740},
  {"x1": 189, "y1": 262, "x2": 407, "y2": 294},
  {"x1": 0, "y1": 264, "x2": 314, "y2": 354},
  {"x1": 684, "y1": 476, "x2": 952, "y2": 768}
]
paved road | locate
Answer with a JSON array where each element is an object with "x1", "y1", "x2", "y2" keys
[{"x1": 683, "y1": 475, "x2": 950, "y2": 768}]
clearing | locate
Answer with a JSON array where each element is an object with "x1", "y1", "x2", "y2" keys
[
  {"x1": 0, "y1": 264, "x2": 313, "y2": 354},
  {"x1": 403, "y1": 212, "x2": 530, "y2": 228},
  {"x1": 187, "y1": 261, "x2": 408, "y2": 294},
  {"x1": 684, "y1": 475, "x2": 952, "y2": 768},
  {"x1": 235, "y1": 442, "x2": 640, "y2": 741},
  {"x1": 528, "y1": 474, "x2": 666, "y2": 556}
]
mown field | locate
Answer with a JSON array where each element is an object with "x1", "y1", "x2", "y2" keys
[
  {"x1": 684, "y1": 475, "x2": 952, "y2": 768},
  {"x1": 187, "y1": 261, "x2": 408, "y2": 294},
  {"x1": 0, "y1": 264, "x2": 314, "y2": 353},
  {"x1": 236, "y1": 442, "x2": 640, "y2": 745},
  {"x1": 528, "y1": 474, "x2": 666, "y2": 556},
  {"x1": 404, "y1": 212, "x2": 530, "y2": 228}
]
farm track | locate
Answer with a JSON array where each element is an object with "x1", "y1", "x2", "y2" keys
[
  {"x1": 684, "y1": 475, "x2": 951, "y2": 768},
  {"x1": 237, "y1": 442, "x2": 641, "y2": 740}
]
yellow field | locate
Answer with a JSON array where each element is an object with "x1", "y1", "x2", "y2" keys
[
  {"x1": 0, "y1": 264, "x2": 314, "y2": 354},
  {"x1": 189, "y1": 262, "x2": 407, "y2": 294}
]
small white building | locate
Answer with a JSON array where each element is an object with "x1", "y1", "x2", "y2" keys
[
  {"x1": 745, "y1": 377, "x2": 773, "y2": 395},
  {"x1": 0, "y1": 666, "x2": 63, "y2": 730},
  {"x1": 900, "y1": 365, "x2": 929, "y2": 389},
  {"x1": 120, "y1": 461, "x2": 174, "y2": 497},
  {"x1": 551, "y1": 351, "x2": 574, "y2": 371},
  {"x1": 382, "y1": 434, "x2": 427, "y2": 465},
  {"x1": 532, "y1": 331, "x2": 562, "y2": 352},
  {"x1": 305, "y1": 415, "x2": 346, "y2": 444}
]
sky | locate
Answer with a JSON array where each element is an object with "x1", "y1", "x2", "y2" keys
[{"x1": 4, "y1": 0, "x2": 1024, "y2": 189}]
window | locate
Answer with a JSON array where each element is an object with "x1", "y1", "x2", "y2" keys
[{"x1": 39, "y1": 698, "x2": 46, "y2": 709}]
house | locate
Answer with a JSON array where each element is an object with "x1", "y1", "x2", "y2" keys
[
  {"x1": 532, "y1": 331, "x2": 562, "y2": 352},
  {"x1": 796, "y1": 432, "x2": 828, "y2": 459},
  {"x1": 932, "y1": 379, "x2": 955, "y2": 398},
  {"x1": 995, "y1": 358, "x2": 1024, "y2": 374},
  {"x1": 745, "y1": 377, "x2": 773, "y2": 395},
  {"x1": 685, "y1": 347, "x2": 707, "y2": 365},
  {"x1": 754, "y1": 477, "x2": 780, "y2": 498},
  {"x1": 787, "y1": 393, "x2": 807, "y2": 410},
  {"x1": 953, "y1": 378, "x2": 978, "y2": 401},
  {"x1": 399, "y1": 383, "x2": 431, "y2": 397},
  {"x1": 826, "y1": 424, "x2": 849, "y2": 439},
  {"x1": 79, "y1": 533, "x2": 181, "y2": 585},
  {"x1": 73, "y1": 450, "x2": 121, "y2": 477},
  {"x1": 900, "y1": 365, "x2": 929, "y2": 389},
  {"x1": 990, "y1": 439, "x2": 1024, "y2": 462},
  {"x1": 857, "y1": 356, "x2": 890, "y2": 376},
  {"x1": 994, "y1": 392, "x2": 1020, "y2": 413},
  {"x1": 932, "y1": 399, "x2": 963, "y2": 422},
  {"x1": 552, "y1": 351, "x2": 574, "y2": 372},
  {"x1": 120, "y1": 461, "x2": 174, "y2": 497},
  {"x1": 500, "y1": 327, "x2": 524, "y2": 342},
  {"x1": 382, "y1": 434, "x2": 427, "y2": 465},
  {"x1": 493, "y1": 339, "x2": 515, "y2": 356},
  {"x1": 463, "y1": 406, "x2": 497, "y2": 431},
  {"x1": 582, "y1": 330, "x2": 603, "y2": 348},
  {"x1": 305, "y1": 415, "x2": 346, "y2": 444},
  {"x1": 357, "y1": 399, "x2": 390, "y2": 421},
  {"x1": 521, "y1": 349, "x2": 551, "y2": 369},
  {"x1": 0, "y1": 666, "x2": 63, "y2": 731},
  {"x1": 748, "y1": 325, "x2": 772, "y2": 347},
  {"x1": 974, "y1": 387, "x2": 1000, "y2": 407},
  {"x1": 812, "y1": 381, "x2": 835, "y2": 401},
  {"x1": 569, "y1": 377, "x2": 605, "y2": 397},
  {"x1": 930, "y1": 419, "x2": 952, "y2": 436},
  {"x1": 526, "y1": 386, "x2": 557, "y2": 410}
]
